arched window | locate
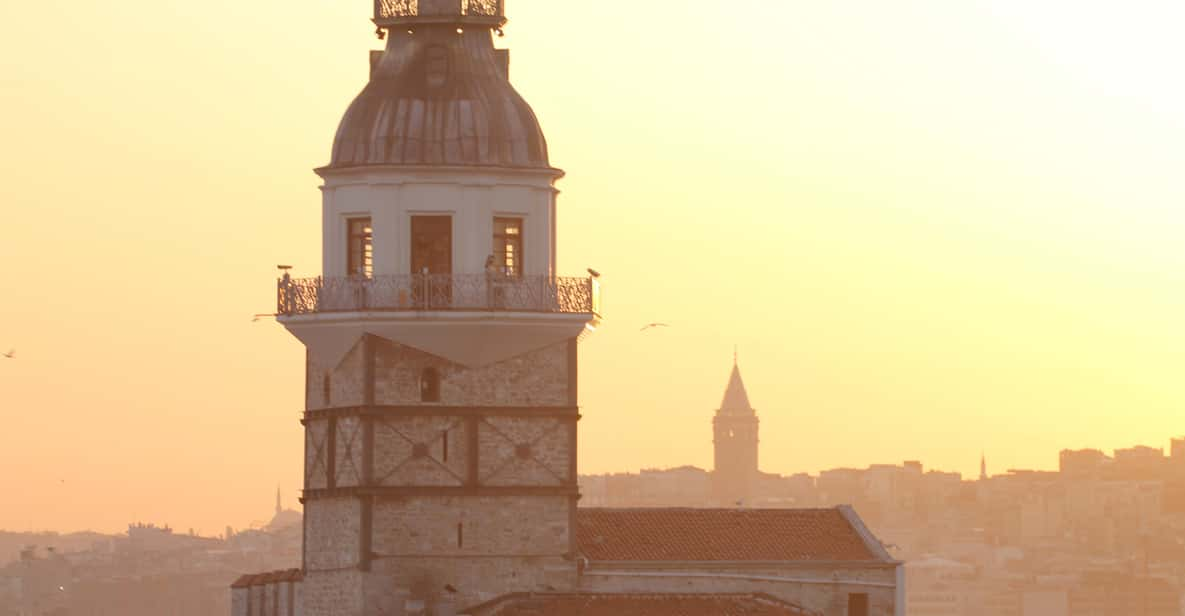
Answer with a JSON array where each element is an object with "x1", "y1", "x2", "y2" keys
[{"x1": 420, "y1": 367, "x2": 441, "y2": 403}]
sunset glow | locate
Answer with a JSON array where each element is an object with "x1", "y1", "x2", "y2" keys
[{"x1": 1, "y1": 0, "x2": 1184, "y2": 534}]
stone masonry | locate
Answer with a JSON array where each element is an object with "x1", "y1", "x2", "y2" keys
[{"x1": 296, "y1": 335, "x2": 580, "y2": 616}]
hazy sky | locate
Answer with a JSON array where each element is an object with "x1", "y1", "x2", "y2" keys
[{"x1": 2, "y1": 0, "x2": 1184, "y2": 534}]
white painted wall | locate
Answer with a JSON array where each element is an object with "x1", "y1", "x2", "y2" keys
[{"x1": 318, "y1": 167, "x2": 561, "y2": 278}]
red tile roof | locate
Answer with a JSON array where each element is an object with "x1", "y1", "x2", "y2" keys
[
  {"x1": 231, "y1": 568, "x2": 304, "y2": 589},
  {"x1": 463, "y1": 593, "x2": 812, "y2": 616},
  {"x1": 576, "y1": 508, "x2": 882, "y2": 562}
]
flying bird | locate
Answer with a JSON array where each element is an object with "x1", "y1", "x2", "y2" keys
[
  {"x1": 2, "y1": 349, "x2": 13, "y2": 359},
  {"x1": 639, "y1": 323, "x2": 670, "y2": 332}
]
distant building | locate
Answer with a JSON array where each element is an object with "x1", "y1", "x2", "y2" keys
[
  {"x1": 712, "y1": 358, "x2": 760, "y2": 507},
  {"x1": 1059, "y1": 448, "x2": 1110, "y2": 478}
]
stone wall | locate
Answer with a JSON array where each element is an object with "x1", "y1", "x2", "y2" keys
[
  {"x1": 304, "y1": 499, "x2": 360, "y2": 571},
  {"x1": 298, "y1": 335, "x2": 580, "y2": 616},
  {"x1": 302, "y1": 570, "x2": 362, "y2": 616},
  {"x1": 579, "y1": 565, "x2": 898, "y2": 616},
  {"x1": 362, "y1": 495, "x2": 576, "y2": 612},
  {"x1": 231, "y1": 581, "x2": 301, "y2": 616},
  {"x1": 305, "y1": 420, "x2": 330, "y2": 490},
  {"x1": 231, "y1": 588, "x2": 247, "y2": 616},
  {"x1": 373, "y1": 415, "x2": 469, "y2": 486},
  {"x1": 306, "y1": 412, "x2": 575, "y2": 490},
  {"x1": 363, "y1": 555, "x2": 576, "y2": 616},
  {"x1": 334, "y1": 415, "x2": 365, "y2": 487},
  {"x1": 307, "y1": 340, "x2": 367, "y2": 410},
  {"x1": 372, "y1": 339, "x2": 570, "y2": 407},
  {"x1": 371, "y1": 496, "x2": 570, "y2": 555},
  {"x1": 479, "y1": 417, "x2": 572, "y2": 486}
]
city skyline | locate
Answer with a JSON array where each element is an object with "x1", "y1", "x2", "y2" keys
[{"x1": 3, "y1": 0, "x2": 1185, "y2": 535}]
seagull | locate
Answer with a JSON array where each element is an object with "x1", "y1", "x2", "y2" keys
[
  {"x1": 639, "y1": 323, "x2": 670, "y2": 332},
  {"x1": 2, "y1": 349, "x2": 13, "y2": 359}
]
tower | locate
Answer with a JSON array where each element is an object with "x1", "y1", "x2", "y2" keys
[
  {"x1": 712, "y1": 357, "x2": 759, "y2": 506},
  {"x1": 275, "y1": 1, "x2": 600, "y2": 613}
]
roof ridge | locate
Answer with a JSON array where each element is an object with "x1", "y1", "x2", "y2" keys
[{"x1": 461, "y1": 591, "x2": 814, "y2": 616}]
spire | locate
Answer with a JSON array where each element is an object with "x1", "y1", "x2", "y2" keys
[
  {"x1": 719, "y1": 355, "x2": 754, "y2": 414},
  {"x1": 980, "y1": 453, "x2": 987, "y2": 481},
  {"x1": 276, "y1": 485, "x2": 282, "y2": 516}
]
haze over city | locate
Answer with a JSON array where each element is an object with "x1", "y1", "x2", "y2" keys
[{"x1": 3, "y1": 0, "x2": 1185, "y2": 540}]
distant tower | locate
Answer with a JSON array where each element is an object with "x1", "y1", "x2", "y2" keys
[
  {"x1": 712, "y1": 355, "x2": 759, "y2": 506},
  {"x1": 274, "y1": 1, "x2": 601, "y2": 614},
  {"x1": 275, "y1": 485, "x2": 282, "y2": 517},
  {"x1": 980, "y1": 453, "x2": 987, "y2": 481}
]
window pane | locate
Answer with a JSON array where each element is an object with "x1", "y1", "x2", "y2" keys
[
  {"x1": 347, "y1": 216, "x2": 373, "y2": 277},
  {"x1": 492, "y1": 217, "x2": 523, "y2": 277}
]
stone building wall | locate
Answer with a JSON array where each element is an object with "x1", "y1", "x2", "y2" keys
[
  {"x1": 372, "y1": 339, "x2": 570, "y2": 407},
  {"x1": 363, "y1": 555, "x2": 576, "y2": 615},
  {"x1": 360, "y1": 495, "x2": 576, "y2": 612},
  {"x1": 372, "y1": 415, "x2": 470, "y2": 486},
  {"x1": 304, "y1": 420, "x2": 330, "y2": 490},
  {"x1": 298, "y1": 336, "x2": 579, "y2": 616},
  {"x1": 302, "y1": 570, "x2": 362, "y2": 616},
  {"x1": 230, "y1": 581, "x2": 301, "y2": 616},
  {"x1": 307, "y1": 341, "x2": 367, "y2": 410},
  {"x1": 370, "y1": 496, "x2": 570, "y2": 556},
  {"x1": 479, "y1": 416, "x2": 572, "y2": 486},
  {"x1": 231, "y1": 588, "x2": 247, "y2": 616},
  {"x1": 579, "y1": 565, "x2": 898, "y2": 616},
  {"x1": 304, "y1": 499, "x2": 361, "y2": 571}
]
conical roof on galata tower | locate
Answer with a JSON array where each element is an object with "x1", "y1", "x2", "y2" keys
[{"x1": 719, "y1": 361, "x2": 755, "y2": 415}]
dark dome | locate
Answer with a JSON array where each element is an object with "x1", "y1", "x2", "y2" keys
[{"x1": 330, "y1": 27, "x2": 550, "y2": 169}]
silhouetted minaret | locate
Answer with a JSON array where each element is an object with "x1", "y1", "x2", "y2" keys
[
  {"x1": 712, "y1": 355, "x2": 759, "y2": 507},
  {"x1": 275, "y1": 485, "x2": 282, "y2": 516},
  {"x1": 980, "y1": 453, "x2": 988, "y2": 481}
]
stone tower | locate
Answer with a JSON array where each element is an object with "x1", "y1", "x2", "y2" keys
[
  {"x1": 712, "y1": 358, "x2": 759, "y2": 506},
  {"x1": 274, "y1": 1, "x2": 601, "y2": 613}
]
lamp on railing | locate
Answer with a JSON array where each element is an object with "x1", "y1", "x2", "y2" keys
[{"x1": 276, "y1": 265, "x2": 295, "y2": 315}]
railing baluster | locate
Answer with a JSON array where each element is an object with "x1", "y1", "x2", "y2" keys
[{"x1": 277, "y1": 274, "x2": 594, "y2": 316}]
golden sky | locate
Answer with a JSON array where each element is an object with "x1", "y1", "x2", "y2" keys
[{"x1": 1, "y1": 0, "x2": 1184, "y2": 533}]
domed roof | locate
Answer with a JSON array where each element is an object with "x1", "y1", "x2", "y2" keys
[
  {"x1": 266, "y1": 508, "x2": 302, "y2": 531},
  {"x1": 329, "y1": 27, "x2": 550, "y2": 170}
]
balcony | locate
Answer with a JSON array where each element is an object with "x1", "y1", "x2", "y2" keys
[
  {"x1": 277, "y1": 273, "x2": 600, "y2": 317},
  {"x1": 374, "y1": 0, "x2": 505, "y2": 25}
]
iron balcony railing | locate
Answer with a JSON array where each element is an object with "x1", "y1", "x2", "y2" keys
[
  {"x1": 375, "y1": 0, "x2": 503, "y2": 22},
  {"x1": 277, "y1": 273, "x2": 600, "y2": 317}
]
